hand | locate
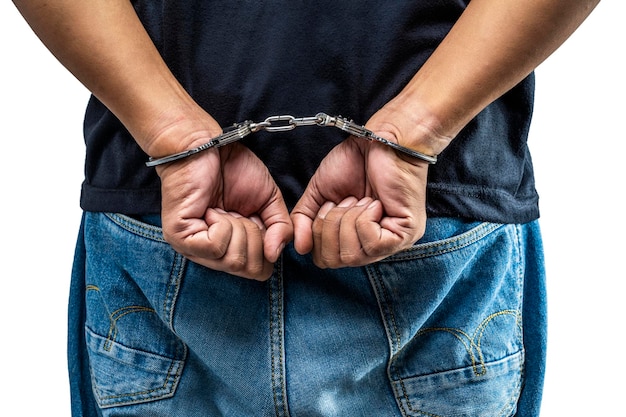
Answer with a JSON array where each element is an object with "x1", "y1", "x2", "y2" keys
[
  {"x1": 291, "y1": 132, "x2": 429, "y2": 269},
  {"x1": 157, "y1": 143, "x2": 293, "y2": 281}
]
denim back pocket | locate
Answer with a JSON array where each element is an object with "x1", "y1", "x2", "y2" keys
[
  {"x1": 367, "y1": 220, "x2": 525, "y2": 417},
  {"x1": 83, "y1": 213, "x2": 187, "y2": 409}
]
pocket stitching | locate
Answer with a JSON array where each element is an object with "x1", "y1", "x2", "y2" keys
[
  {"x1": 383, "y1": 222, "x2": 503, "y2": 262},
  {"x1": 104, "y1": 212, "x2": 166, "y2": 243},
  {"x1": 86, "y1": 328, "x2": 186, "y2": 408},
  {"x1": 84, "y1": 213, "x2": 189, "y2": 408},
  {"x1": 410, "y1": 309, "x2": 521, "y2": 379},
  {"x1": 367, "y1": 222, "x2": 524, "y2": 416},
  {"x1": 105, "y1": 305, "x2": 158, "y2": 351},
  {"x1": 394, "y1": 352, "x2": 524, "y2": 417}
]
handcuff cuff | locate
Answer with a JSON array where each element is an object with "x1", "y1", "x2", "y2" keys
[{"x1": 145, "y1": 112, "x2": 437, "y2": 167}]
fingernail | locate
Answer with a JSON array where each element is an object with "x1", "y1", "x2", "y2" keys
[
  {"x1": 317, "y1": 201, "x2": 336, "y2": 219},
  {"x1": 367, "y1": 200, "x2": 379, "y2": 209},
  {"x1": 337, "y1": 196, "x2": 357, "y2": 208},
  {"x1": 276, "y1": 243, "x2": 286, "y2": 259}
]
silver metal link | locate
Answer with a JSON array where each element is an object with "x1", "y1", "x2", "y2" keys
[
  {"x1": 145, "y1": 122, "x2": 254, "y2": 167},
  {"x1": 261, "y1": 115, "x2": 299, "y2": 132},
  {"x1": 318, "y1": 114, "x2": 363, "y2": 136},
  {"x1": 145, "y1": 112, "x2": 437, "y2": 167},
  {"x1": 314, "y1": 113, "x2": 438, "y2": 164},
  {"x1": 293, "y1": 115, "x2": 325, "y2": 128}
]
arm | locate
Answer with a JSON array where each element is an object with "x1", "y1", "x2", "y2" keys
[
  {"x1": 13, "y1": 0, "x2": 293, "y2": 280},
  {"x1": 12, "y1": 0, "x2": 205, "y2": 156},
  {"x1": 292, "y1": 0, "x2": 600, "y2": 268},
  {"x1": 374, "y1": 0, "x2": 601, "y2": 155}
]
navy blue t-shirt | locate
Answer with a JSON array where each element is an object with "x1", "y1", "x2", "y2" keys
[{"x1": 80, "y1": 0, "x2": 539, "y2": 224}]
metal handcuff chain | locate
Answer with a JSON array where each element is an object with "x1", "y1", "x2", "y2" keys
[{"x1": 145, "y1": 112, "x2": 437, "y2": 167}]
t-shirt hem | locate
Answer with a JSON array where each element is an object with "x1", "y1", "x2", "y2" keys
[
  {"x1": 79, "y1": 182, "x2": 161, "y2": 215},
  {"x1": 426, "y1": 184, "x2": 540, "y2": 224}
]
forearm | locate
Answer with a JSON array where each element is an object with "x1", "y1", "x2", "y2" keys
[
  {"x1": 12, "y1": 0, "x2": 208, "y2": 156},
  {"x1": 391, "y1": 0, "x2": 600, "y2": 154}
]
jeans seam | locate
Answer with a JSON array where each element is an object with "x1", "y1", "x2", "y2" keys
[
  {"x1": 270, "y1": 256, "x2": 290, "y2": 417},
  {"x1": 92, "y1": 349, "x2": 184, "y2": 405},
  {"x1": 369, "y1": 255, "x2": 460, "y2": 417},
  {"x1": 502, "y1": 224, "x2": 526, "y2": 417},
  {"x1": 366, "y1": 264, "x2": 411, "y2": 417},
  {"x1": 513, "y1": 224, "x2": 525, "y2": 346},
  {"x1": 367, "y1": 222, "x2": 524, "y2": 417},
  {"x1": 87, "y1": 213, "x2": 188, "y2": 407},
  {"x1": 164, "y1": 252, "x2": 186, "y2": 334}
]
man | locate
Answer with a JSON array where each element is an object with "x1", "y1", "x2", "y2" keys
[{"x1": 13, "y1": 0, "x2": 599, "y2": 415}]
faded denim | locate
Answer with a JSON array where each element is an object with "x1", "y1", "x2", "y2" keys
[{"x1": 69, "y1": 212, "x2": 546, "y2": 416}]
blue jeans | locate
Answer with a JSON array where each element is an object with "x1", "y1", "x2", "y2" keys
[{"x1": 68, "y1": 212, "x2": 546, "y2": 417}]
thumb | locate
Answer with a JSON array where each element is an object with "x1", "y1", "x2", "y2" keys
[
  {"x1": 263, "y1": 220, "x2": 294, "y2": 263},
  {"x1": 291, "y1": 186, "x2": 324, "y2": 255},
  {"x1": 258, "y1": 190, "x2": 294, "y2": 263},
  {"x1": 291, "y1": 212, "x2": 314, "y2": 255}
]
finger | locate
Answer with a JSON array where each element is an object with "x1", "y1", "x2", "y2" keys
[
  {"x1": 246, "y1": 213, "x2": 266, "y2": 232},
  {"x1": 264, "y1": 221, "x2": 293, "y2": 263},
  {"x1": 193, "y1": 212, "x2": 273, "y2": 280},
  {"x1": 256, "y1": 192, "x2": 294, "y2": 263},
  {"x1": 337, "y1": 197, "x2": 375, "y2": 266},
  {"x1": 292, "y1": 212, "x2": 314, "y2": 255},
  {"x1": 218, "y1": 213, "x2": 249, "y2": 273},
  {"x1": 316, "y1": 197, "x2": 359, "y2": 268},
  {"x1": 311, "y1": 201, "x2": 337, "y2": 267},
  {"x1": 216, "y1": 212, "x2": 272, "y2": 279},
  {"x1": 175, "y1": 208, "x2": 232, "y2": 260},
  {"x1": 355, "y1": 200, "x2": 408, "y2": 258},
  {"x1": 291, "y1": 182, "x2": 325, "y2": 255},
  {"x1": 240, "y1": 216, "x2": 273, "y2": 280}
]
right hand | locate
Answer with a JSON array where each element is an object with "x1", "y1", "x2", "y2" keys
[
  {"x1": 154, "y1": 133, "x2": 293, "y2": 281},
  {"x1": 291, "y1": 134, "x2": 429, "y2": 269}
]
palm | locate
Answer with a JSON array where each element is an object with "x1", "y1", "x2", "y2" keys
[
  {"x1": 158, "y1": 144, "x2": 292, "y2": 280},
  {"x1": 292, "y1": 137, "x2": 429, "y2": 268}
]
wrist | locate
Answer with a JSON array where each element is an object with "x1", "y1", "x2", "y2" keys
[
  {"x1": 368, "y1": 98, "x2": 454, "y2": 158},
  {"x1": 136, "y1": 102, "x2": 223, "y2": 160}
]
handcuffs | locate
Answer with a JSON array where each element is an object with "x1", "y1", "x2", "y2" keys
[{"x1": 145, "y1": 112, "x2": 437, "y2": 167}]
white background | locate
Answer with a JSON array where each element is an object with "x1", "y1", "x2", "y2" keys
[{"x1": 1, "y1": 1, "x2": 623, "y2": 415}]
